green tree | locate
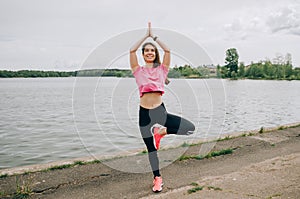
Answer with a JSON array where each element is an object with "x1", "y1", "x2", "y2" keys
[
  {"x1": 245, "y1": 64, "x2": 263, "y2": 78},
  {"x1": 168, "y1": 68, "x2": 181, "y2": 78},
  {"x1": 225, "y1": 48, "x2": 239, "y2": 78},
  {"x1": 293, "y1": 68, "x2": 300, "y2": 80},
  {"x1": 197, "y1": 66, "x2": 210, "y2": 77},
  {"x1": 238, "y1": 62, "x2": 245, "y2": 78},
  {"x1": 264, "y1": 60, "x2": 275, "y2": 79},
  {"x1": 284, "y1": 53, "x2": 293, "y2": 79},
  {"x1": 216, "y1": 65, "x2": 222, "y2": 78}
]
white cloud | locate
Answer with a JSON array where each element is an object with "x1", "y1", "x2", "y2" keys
[
  {"x1": 223, "y1": 19, "x2": 248, "y2": 41},
  {"x1": 266, "y1": 3, "x2": 300, "y2": 36}
]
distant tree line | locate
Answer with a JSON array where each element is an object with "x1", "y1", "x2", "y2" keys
[
  {"x1": 76, "y1": 65, "x2": 214, "y2": 78},
  {"x1": 1, "y1": 49, "x2": 299, "y2": 80},
  {"x1": 168, "y1": 65, "x2": 212, "y2": 78},
  {"x1": 0, "y1": 67, "x2": 212, "y2": 78},
  {"x1": 0, "y1": 69, "x2": 136, "y2": 78},
  {"x1": 217, "y1": 48, "x2": 300, "y2": 80},
  {"x1": 0, "y1": 70, "x2": 76, "y2": 78},
  {"x1": 75, "y1": 69, "x2": 133, "y2": 77}
]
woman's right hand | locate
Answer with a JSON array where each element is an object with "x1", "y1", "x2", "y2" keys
[{"x1": 147, "y1": 22, "x2": 154, "y2": 38}]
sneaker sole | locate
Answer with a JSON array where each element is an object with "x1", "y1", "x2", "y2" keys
[
  {"x1": 151, "y1": 124, "x2": 166, "y2": 150},
  {"x1": 153, "y1": 183, "x2": 164, "y2": 193}
]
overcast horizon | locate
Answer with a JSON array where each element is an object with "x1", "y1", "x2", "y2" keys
[{"x1": 0, "y1": 0, "x2": 299, "y2": 71}]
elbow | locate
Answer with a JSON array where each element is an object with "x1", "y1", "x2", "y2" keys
[{"x1": 130, "y1": 48, "x2": 137, "y2": 53}]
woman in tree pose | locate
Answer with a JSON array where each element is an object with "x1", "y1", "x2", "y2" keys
[{"x1": 130, "y1": 22, "x2": 195, "y2": 193}]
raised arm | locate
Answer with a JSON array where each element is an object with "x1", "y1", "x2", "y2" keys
[
  {"x1": 130, "y1": 35, "x2": 147, "y2": 72},
  {"x1": 129, "y1": 23, "x2": 152, "y2": 72},
  {"x1": 130, "y1": 22, "x2": 171, "y2": 71},
  {"x1": 149, "y1": 23, "x2": 171, "y2": 69},
  {"x1": 154, "y1": 37, "x2": 171, "y2": 69}
]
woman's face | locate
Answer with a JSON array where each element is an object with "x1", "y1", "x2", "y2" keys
[{"x1": 143, "y1": 44, "x2": 156, "y2": 63}]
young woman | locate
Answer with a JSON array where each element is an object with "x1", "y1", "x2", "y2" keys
[{"x1": 130, "y1": 22, "x2": 195, "y2": 193}]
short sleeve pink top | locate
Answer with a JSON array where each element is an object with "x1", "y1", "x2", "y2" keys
[{"x1": 133, "y1": 64, "x2": 169, "y2": 97}]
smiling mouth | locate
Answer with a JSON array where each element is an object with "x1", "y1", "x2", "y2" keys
[{"x1": 145, "y1": 54, "x2": 154, "y2": 58}]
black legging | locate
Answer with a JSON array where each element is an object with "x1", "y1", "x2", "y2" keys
[{"x1": 139, "y1": 103, "x2": 195, "y2": 177}]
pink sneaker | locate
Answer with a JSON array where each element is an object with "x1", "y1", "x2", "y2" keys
[
  {"x1": 152, "y1": 176, "x2": 163, "y2": 193},
  {"x1": 151, "y1": 124, "x2": 166, "y2": 150}
]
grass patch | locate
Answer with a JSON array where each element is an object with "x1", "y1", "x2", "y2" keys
[
  {"x1": 47, "y1": 164, "x2": 73, "y2": 171},
  {"x1": 178, "y1": 155, "x2": 203, "y2": 161},
  {"x1": 266, "y1": 193, "x2": 282, "y2": 199},
  {"x1": 0, "y1": 191, "x2": 5, "y2": 197},
  {"x1": 181, "y1": 142, "x2": 197, "y2": 147},
  {"x1": 178, "y1": 148, "x2": 233, "y2": 161},
  {"x1": 14, "y1": 176, "x2": 33, "y2": 199},
  {"x1": 89, "y1": 159, "x2": 101, "y2": 164},
  {"x1": 187, "y1": 186, "x2": 203, "y2": 194},
  {"x1": 41, "y1": 159, "x2": 102, "y2": 172},
  {"x1": 140, "y1": 150, "x2": 148, "y2": 154},
  {"x1": 74, "y1": 161, "x2": 85, "y2": 166},
  {"x1": 1, "y1": 159, "x2": 103, "y2": 177},
  {"x1": 181, "y1": 142, "x2": 190, "y2": 147},
  {"x1": 207, "y1": 148, "x2": 233, "y2": 158},
  {"x1": 276, "y1": 123, "x2": 300, "y2": 130},
  {"x1": 187, "y1": 183, "x2": 223, "y2": 194},
  {"x1": 278, "y1": 126, "x2": 285, "y2": 130},
  {"x1": 288, "y1": 123, "x2": 300, "y2": 128},
  {"x1": 0, "y1": 173, "x2": 8, "y2": 178},
  {"x1": 246, "y1": 194, "x2": 257, "y2": 197},
  {"x1": 217, "y1": 136, "x2": 231, "y2": 142},
  {"x1": 190, "y1": 182, "x2": 199, "y2": 186},
  {"x1": 259, "y1": 127, "x2": 264, "y2": 134},
  {"x1": 207, "y1": 186, "x2": 222, "y2": 191},
  {"x1": 22, "y1": 171, "x2": 31, "y2": 176}
]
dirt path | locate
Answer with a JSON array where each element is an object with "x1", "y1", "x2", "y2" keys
[{"x1": 1, "y1": 125, "x2": 299, "y2": 199}]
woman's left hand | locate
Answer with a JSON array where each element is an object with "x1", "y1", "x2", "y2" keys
[{"x1": 148, "y1": 22, "x2": 154, "y2": 38}]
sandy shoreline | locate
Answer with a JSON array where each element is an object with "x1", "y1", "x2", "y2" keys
[{"x1": 1, "y1": 123, "x2": 300, "y2": 198}]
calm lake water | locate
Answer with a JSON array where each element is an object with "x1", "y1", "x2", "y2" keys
[{"x1": 1, "y1": 77, "x2": 300, "y2": 169}]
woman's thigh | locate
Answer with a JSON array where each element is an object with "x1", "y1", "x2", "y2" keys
[{"x1": 165, "y1": 113, "x2": 195, "y2": 135}]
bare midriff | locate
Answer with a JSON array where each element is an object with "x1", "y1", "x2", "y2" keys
[{"x1": 140, "y1": 92, "x2": 162, "y2": 109}]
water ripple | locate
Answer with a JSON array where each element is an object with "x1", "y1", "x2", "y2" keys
[{"x1": 0, "y1": 78, "x2": 299, "y2": 168}]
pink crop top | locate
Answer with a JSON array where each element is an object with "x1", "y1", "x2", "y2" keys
[{"x1": 133, "y1": 64, "x2": 169, "y2": 97}]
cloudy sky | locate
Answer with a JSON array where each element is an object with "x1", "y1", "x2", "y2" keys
[{"x1": 0, "y1": 0, "x2": 299, "y2": 71}]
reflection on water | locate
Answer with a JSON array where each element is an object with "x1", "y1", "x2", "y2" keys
[{"x1": 0, "y1": 77, "x2": 299, "y2": 168}]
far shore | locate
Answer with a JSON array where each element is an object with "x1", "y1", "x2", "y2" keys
[{"x1": 1, "y1": 67, "x2": 300, "y2": 80}]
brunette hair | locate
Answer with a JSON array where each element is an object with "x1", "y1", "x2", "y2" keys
[{"x1": 142, "y1": 42, "x2": 161, "y2": 67}]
